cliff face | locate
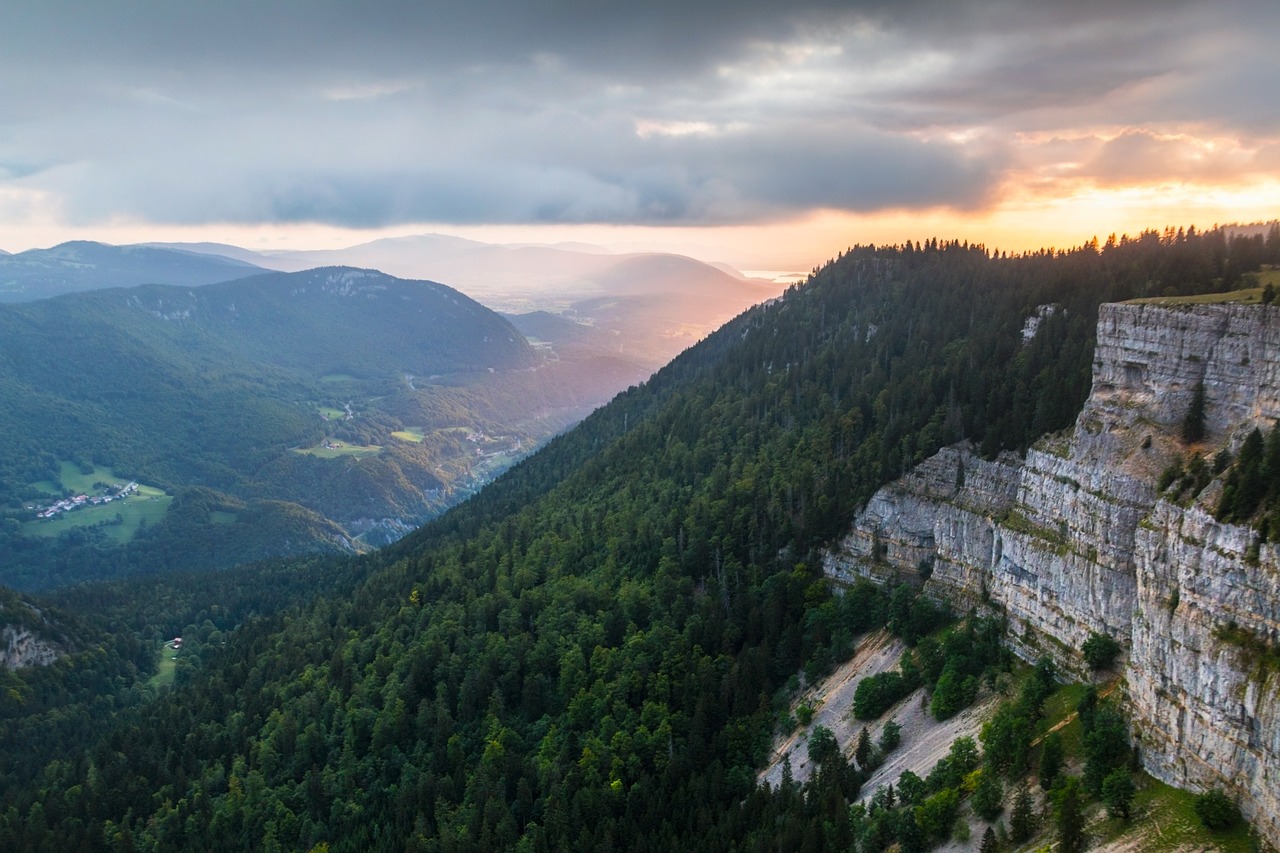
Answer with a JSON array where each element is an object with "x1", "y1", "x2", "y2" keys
[
  {"x1": 1, "y1": 625, "x2": 63, "y2": 668},
  {"x1": 1131, "y1": 502, "x2": 1280, "y2": 841},
  {"x1": 0, "y1": 593, "x2": 71, "y2": 669},
  {"x1": 1092, "y1": 302, "x2": 1280, "y2": 437},
  {"x1": 824, "y1": 301, "x2": 1280, "y2": 844}
]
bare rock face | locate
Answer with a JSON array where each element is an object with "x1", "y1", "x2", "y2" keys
[
  {"x1": 824, "y1": 301, "x2": 1280, "y2": 845},
  {"x1": 1, "y1": 625, "x2": 62, "y2": 668},
  {"x1": 0, "y1": 594, "x2": 71, "y2": 669},
  {"x1": 1131, "y1": 503, "x2": 1280, "y2": 846},
  {"x1": 825, "y1": 445, "x2": 1020, "y2": 595},
  {"x1": 1093, "y1": 303, "x2": 1280, "y2": 439}
]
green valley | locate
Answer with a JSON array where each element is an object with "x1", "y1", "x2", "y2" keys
[{"x1": 0, "y1": 266, "x2": 628, "y2": 589}]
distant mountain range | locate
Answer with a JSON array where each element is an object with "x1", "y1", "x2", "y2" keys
[
  {"x1": 0, "y1": 241, "x2": 263, "y2": 301},
  {"x1": 4, "y1": 236, "x2": 784, "y2": 374},
  {"x1": 149, "y1": 234, "x2": 785, "y2": 370}
]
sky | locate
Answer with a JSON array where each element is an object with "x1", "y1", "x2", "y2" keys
[{"x1": 1, "y1": 0, "x2": 1277, "y2": 271}]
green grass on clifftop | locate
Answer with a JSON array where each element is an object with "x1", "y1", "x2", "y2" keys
[
  {"x1": 1125, "y1": 268, "x2": 1280, "y2": 306},
  {"x1": 1125, "y1": 286, "x2": 1266, "y2": 306}
]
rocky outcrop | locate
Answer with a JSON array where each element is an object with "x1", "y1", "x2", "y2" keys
[
  {"x1": 824, "y1": 301, "x2": 1280, "y2": 845},
  {"x1": 1, "y1": 625, "x2": 63, "y2": 668},
  {"x1": 0, "y1": 592, "x2": 71, "y2": 669},
  {"x1": 1092, "y1": 302, "x2": 1280, "y2": 439}
]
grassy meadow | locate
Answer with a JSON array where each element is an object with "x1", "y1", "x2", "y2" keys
[{"x1": 24, "y1": 462, "x2": 171, "y2": 544}]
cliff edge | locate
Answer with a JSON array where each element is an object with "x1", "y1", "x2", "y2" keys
[{"x1": 825, "y1": 301, "x2": 1280, "y2": 845}]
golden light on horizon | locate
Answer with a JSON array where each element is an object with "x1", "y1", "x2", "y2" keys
[{"x1": 2, "y1": 169, "x2": 1274, "y2": 276}]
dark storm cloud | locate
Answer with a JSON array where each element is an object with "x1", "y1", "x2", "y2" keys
[{"x1": 0, "y1": 0, "x2": 1273, "y2": 228}]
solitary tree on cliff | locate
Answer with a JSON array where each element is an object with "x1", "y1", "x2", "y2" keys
[{"x1": 1183, "y1": 382, "x2": 1207, "y2": 443}]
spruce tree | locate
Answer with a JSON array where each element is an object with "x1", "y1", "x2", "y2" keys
[
  {"x1": 1226, "y1": 428, "x2": 1267, "y2": 520},
  {"x1": 1039, "y1": 732, "x2": 1063, "y2": 790},
  {"x1": 1182, "y1": 382, "x2": 1207, "y2": 443},
  {"x1": 1194, "y1": 789, "x2": 1240, "y2": 830},
  {"x1": 979, "y1": 825, "x2": 998, "y2": 853},
  {"x1": 1056, "y1": 777, "x2": 1086, "y2": 853},
  {"x1": 972, "y1": 770, "x2": 1005, "y2": 821},
  {"x1": 807, "y1": 725, "x2": 839, "y2": 766},
  {"x1": 1082, "y1": 632, "x2": 1121, "y2": 670},
  {"x1": 855, "y1": 726, "x2": 873, "y2": 770},
  {"x1": 879, "y1": 719, "x2": 902, "y2": 754},
  {"x1": 1010, "y1": 785, "x2": 1036, "y2": 843}
]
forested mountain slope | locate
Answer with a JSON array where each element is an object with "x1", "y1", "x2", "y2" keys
[
  {"x1": 0, "y1": 267, "x2": 613, "y2": 589},
  {"x1": 164, "y1": 235, "x2": 784, "y2": 373},
  {"x1": 0, "y1": 228, "x2": 1275, "y2": 851}
]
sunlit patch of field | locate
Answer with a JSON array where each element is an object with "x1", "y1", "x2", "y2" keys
[
  {"x1": 24, "y1": 462, "x2": 171, "y2": 544},
  {"x1": 292, "y1": 443, "x2": 382, "y2": 459}
]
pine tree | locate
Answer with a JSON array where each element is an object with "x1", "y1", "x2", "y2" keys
[
  {"x1": 979, "y1": 825, "x2": 998, "y2": 853},
  {"x1": 1056, "y1": 777, "x2": 1086, "y2": 853},
  {"x1": 1010, "y1": 785, "x2": 1036, "y2": 843},
  {"x1": 855, "y1": 726, "x2": 873, "y2": 770},
  {"x1": 1039, "y1": 732, "x2": 1063, "y2": 790},
  {"x1": 1182, "y1": 382, "x2": 1207, "y2": 443}
]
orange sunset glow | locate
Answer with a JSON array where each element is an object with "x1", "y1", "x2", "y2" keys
[{"x1": 0, "y1": 1, "x2": 1275, "y2": 272}]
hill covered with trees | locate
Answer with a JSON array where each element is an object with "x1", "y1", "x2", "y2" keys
[
  {"x1": 0, "y1": 226, "x2": 1275, "y2": 850},
  {"x1": 0, "y1": 267, "x2": 625, "y2": 589},
  {"x1": 0, "y1": 241, "x2": 265, "y2": 301}
]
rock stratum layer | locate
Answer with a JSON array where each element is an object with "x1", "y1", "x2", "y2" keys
[{"x1": 825, "y1": 301, "x2": 1280, "y2": 844}]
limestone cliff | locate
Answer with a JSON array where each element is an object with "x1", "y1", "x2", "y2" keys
[
  {"x1": 0, "y1": 592, "x2": 70, "y2": 669},
  {"x1": 825, "y1": 301, "x2": 1280, "y2": 845},
  {"x1": 1, "y1": 625, "x2": 63, "y2": 668}
]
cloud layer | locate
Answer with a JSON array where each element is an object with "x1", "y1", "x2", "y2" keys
[{"x1": 1, "y1": 0, "x2": 1276, "y2": 231}]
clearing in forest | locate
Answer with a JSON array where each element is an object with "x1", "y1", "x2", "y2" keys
[
  {"x1": 24, "y1": 461, "x2": 171, "y2": 544},
  {"x1": 148, "y1": 640, "x2": 178, "y2": 690},
  {"x1": 293, "y1": 443, "x2": 382, "y2": 459}
]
